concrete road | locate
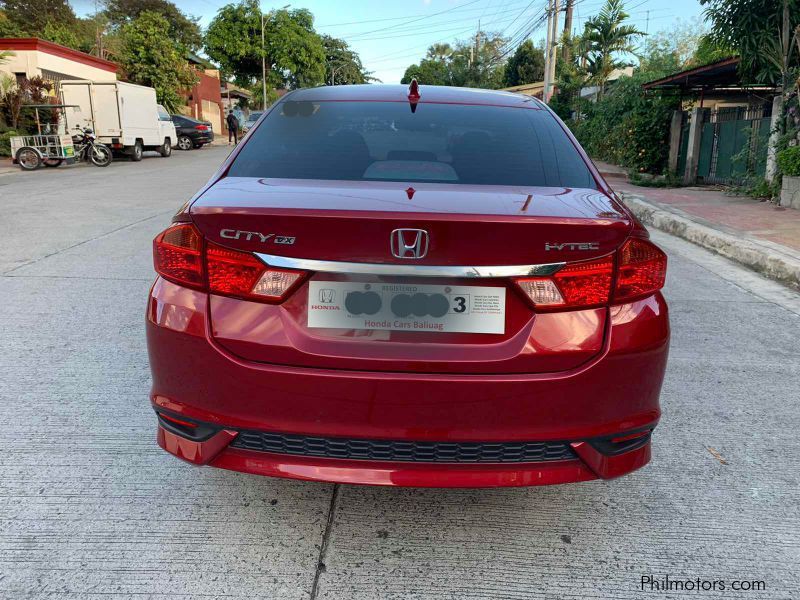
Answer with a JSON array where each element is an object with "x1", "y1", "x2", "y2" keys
[{"x1": 1, "y1": 147, "x2": 798, "y2": 599}]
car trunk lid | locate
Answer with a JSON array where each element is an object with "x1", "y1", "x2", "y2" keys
[{"x1": 191, "y1": 178, "x2": 631, "y2": 374}]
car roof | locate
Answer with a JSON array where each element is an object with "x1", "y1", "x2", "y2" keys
[{"x1": 286, "y1": 84, "x2": 543, "y2": 109}]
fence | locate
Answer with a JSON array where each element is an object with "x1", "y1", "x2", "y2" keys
[{"x1": 676, "y1": 104, "x2": 773, "y2": 185}]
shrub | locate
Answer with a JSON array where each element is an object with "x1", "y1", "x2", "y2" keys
[
  {"x1": 0, "y1": 128, "x2": 20, "y2": 157},
  {"x1": 567, "y1": 74, "x2": 680, "y2": 174},
  {"x1": 777, "y1": 146, "x2": 800, "y2": 177}
]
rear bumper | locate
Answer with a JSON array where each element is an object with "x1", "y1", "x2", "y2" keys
[{"x1": 146, "y1": 278, "x2": 669, "y2": 487}]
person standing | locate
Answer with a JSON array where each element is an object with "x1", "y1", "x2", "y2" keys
[{"x1": 226, "y1": 110, "x2": 239, "y2": 145}]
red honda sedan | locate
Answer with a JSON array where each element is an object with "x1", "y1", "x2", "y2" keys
[{"x1": 146, "y1": 84, "x2": 669, "y2": 487}]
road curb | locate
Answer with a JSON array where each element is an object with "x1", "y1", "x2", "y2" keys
[{"x1": 620, "y1": 192, "x2": 800, "y2": 290}]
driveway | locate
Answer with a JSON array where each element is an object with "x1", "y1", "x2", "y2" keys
[{"x1": 1, "y1": 146, "x2": 798, "y2": 599}]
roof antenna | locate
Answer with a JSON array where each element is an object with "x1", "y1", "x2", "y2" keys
[{"x1": 408, "y1": 79, "x2": 420, "y2": 113}]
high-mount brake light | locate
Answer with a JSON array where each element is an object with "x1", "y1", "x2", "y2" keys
[
  {"x1": 515, "y1": 255, "x2": 614, "y2": 310},
  {"x1": 153, "y1": 223, "x2": 204, "y2": 289},
  {"x1": 153, "y1": 226, "x2": 305, "y2": 302},
  {"x1": 614, "y1": 238, "x2": 667, "y2": 302}
]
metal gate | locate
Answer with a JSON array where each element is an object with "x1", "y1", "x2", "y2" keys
[{"x1": 696, "y1": 105, "x2": 772, "y2": 184}]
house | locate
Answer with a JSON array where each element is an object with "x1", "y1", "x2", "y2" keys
[
  {"x1": 220, "y1": 81, "x2": 252, "y2": 123},
  {"x1": 501, "y1": 81, "x2": 545, "y2": 99},
  {"x1": 642, "y1": 56, "x2": 780, "y2": 185},
  {"x1": 183, "y1": 53, "x2": 225, "y2": 134},
  {"x1": 641, "y1": 56, "x2": 777, "y2": 110},
  {"x1": 0, "y1": 38, "x2": 118, "y2": 85}
]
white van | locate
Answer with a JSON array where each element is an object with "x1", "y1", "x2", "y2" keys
[{"x1": 60, "y1": 80, "x2": 177, "y2": 161}]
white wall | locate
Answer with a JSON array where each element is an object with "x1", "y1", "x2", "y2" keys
[{"x1": 0, "y1": 50, "x2": 116, "y2": 82}]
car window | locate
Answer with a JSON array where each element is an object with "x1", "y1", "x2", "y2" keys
[
  {"x1": 172, "y1": 116, "x2": 186, "y2": 126},
  {"x1": 156, "y1": 105, "x2": 172, "y2": 121},
  {"x1": 228, "y1": 101, "x2": 596, "y2": 188}
]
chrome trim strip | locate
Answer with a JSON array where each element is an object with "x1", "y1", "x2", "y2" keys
[{"x1": 255, "y1": 253, "x2": 565, "y2": 278}]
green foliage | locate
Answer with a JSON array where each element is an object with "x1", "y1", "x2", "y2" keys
[
  {"x1": 503, "y1": 40, "x2": 545, "y2": 87},
  {"x1": 0, "y1": 0, "x2": 76, "y2": 35},
  {"x1": 777, "y1": 146, "x2": 800, "y2": 176},
  {"x1": 118, "y1": 11, "x2": 198, "y2": 112},
  {"x1": 205, "y1": 1, "x2": 326, "y2": 91},
  {"x1": 0, "y1": 126, "x2": 19, "y2": 157},
  {"x1": 628, "y1": 169, "x2": 683, "y2": 187},
  {"x1": 693, "y1": 34, "x2": 735, "y2": 66},
  {"x1": 105, "y1": 0, "x2": 201, "y2": 50},
  {"x1": 41, "y1": 20, "x2": 82, "y2": 49},
  {"x1": 700, "y1": 0, "x2": 800, "y2": 84},
  {"x1": 0, "y1": 9, "x2": 24, "y2": 36},
  {"x1": 582, "y1": 0, "x2": 645, "y2": 93},
  {"x1": 322, "y1": 35, "x2": 372, "y2": 85},
  {"x1": 570, "y1": 73, "x2": 679, "y2": 173},
  {"x1": 401, "y1": 32, "x2": 508, "y2": 89}
]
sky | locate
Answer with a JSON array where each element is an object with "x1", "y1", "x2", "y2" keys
[{"x1": 71, "y1": 0, "x2": 707, "y2": 84}]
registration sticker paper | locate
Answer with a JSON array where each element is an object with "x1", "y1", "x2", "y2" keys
[{"x1": 307, "y1": 281, "x2": 505, "y2": 334}]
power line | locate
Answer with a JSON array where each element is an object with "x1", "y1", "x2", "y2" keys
[
  {"x1": 343, "y1": 4, "x2": 539, "y2": 41},
  {"x1": 317, "y1": 1, "x2": 526, "y2": 28}
]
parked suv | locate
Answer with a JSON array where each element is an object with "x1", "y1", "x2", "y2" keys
[
  {"x1": 147, "y1": 84, "x2": 669, "y2": 488},
  {"x1": 171, "y1": 114, "x2": 214, "y2": 150}
]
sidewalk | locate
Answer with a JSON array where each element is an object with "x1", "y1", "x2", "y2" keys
[
  {"x1": 0, "y1": 158, "x2": 16, "y2": 176},
  {"x1": 595, "y1": 161, "x2": 800, "y2": 289}
]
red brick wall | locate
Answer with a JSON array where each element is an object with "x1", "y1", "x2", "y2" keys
[{"x1": 187, "y1": 70, "x2": 225, "y2": 132}]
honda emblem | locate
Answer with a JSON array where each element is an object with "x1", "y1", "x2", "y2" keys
[{"x1": 390, "y1": 229, "x2": 429, "y2": 259}]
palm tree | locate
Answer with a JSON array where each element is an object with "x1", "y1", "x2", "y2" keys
[
  {"x1": 582, "y1": 0, "x2": 644, "y2": 95},
  {"x1": 426, "y1": 43, "x2": 453, "y2": 61}
]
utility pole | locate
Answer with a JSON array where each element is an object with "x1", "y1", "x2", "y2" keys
[
  {"x1": 261, "y1": 11, "x2": 267, "y2": 110},
  {"x1": 562, "y1": 0, "x2": 573, "y2": 62},
  {"x1": 544, "y1": 0, "x2": 560, "y2": 103},
  {"x1": 543, "y1": 0, "x2": 553, "y2": 102}
]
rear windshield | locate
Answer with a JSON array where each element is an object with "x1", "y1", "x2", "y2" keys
[{"x1": 228, "y1": 100, "x2": 595, "y2": 188}]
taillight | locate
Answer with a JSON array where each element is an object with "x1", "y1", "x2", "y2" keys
[
  {"x1": 514, "y1": 238, "x2": 666, "y2": 310},
  {"x1": 613, "y1": 238, "x2": 667, "y2": 302},
  {"x1": 195, "y1": 124, "x2": 209, "y2": 131},
  {"x1": 153, "y1": 225, "x2": 304, "y2": 302},
  {"x1": 515, "y1": 255, "x2": 614, "y2": 310},
  {"x1": 153, "y1": 223, "x2": 204, "y2": 288}
]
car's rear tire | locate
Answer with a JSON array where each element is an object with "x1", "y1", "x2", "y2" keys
[
  {"x1": 131, "y1": 140, "x2": 143, "y2": 161},
  {"x1": 177, "y1": 135, "x2": 193, "y2": 151},
  {"x1": 158, "y1": 138, "x2": 172, "y2": 157}
]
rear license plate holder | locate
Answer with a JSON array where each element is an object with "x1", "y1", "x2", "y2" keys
[{"x1": 307, "y1": 281, "x2": 505, "y2": 334}]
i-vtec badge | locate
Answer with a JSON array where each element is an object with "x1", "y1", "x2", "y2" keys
[
  {"x1": 545, "y1": 242, "x2": 600, "y2": 251},
  {"x1": 220, "y1": 229, "x2": 296, "y2": 245}
]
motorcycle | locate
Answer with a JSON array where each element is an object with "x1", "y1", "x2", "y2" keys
[{"x1": 60, "y1": 126, "x2": 112, "y2": 168}]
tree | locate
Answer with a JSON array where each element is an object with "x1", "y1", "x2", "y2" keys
[
  {"x1": 104, "y1": 0, "x2": 201, "y2": 50},
  {"x1": 118, "y1": 11, "x2": 197, "y2": 112},
  {"x1": 693, "y1": 34, "x2": 735, "y2": 66},
  {"x1": 582, "y1": 0, "x2": 645, "y2": 94},
  {"x1": 700, "y1": 0, "x2": 800, "y2": 83},
  {"x1": 503, "y1": 40, "x2": 546, "y2": 87},
  {"x1": 0, "y1": 9, "x2": 24, "y2": 36},
  {"x1": 322, "y1": 35, "x2": 371, "y2": 85},
  {"x1": 401, "y1": 33, "x2": 508, "y2": 89},
  {"x1": 205, "y1": 1, "x2": 326, "y2": 92},
  {"x1": 0, "y1": 0, "x2": 75, "y2": 35}
]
